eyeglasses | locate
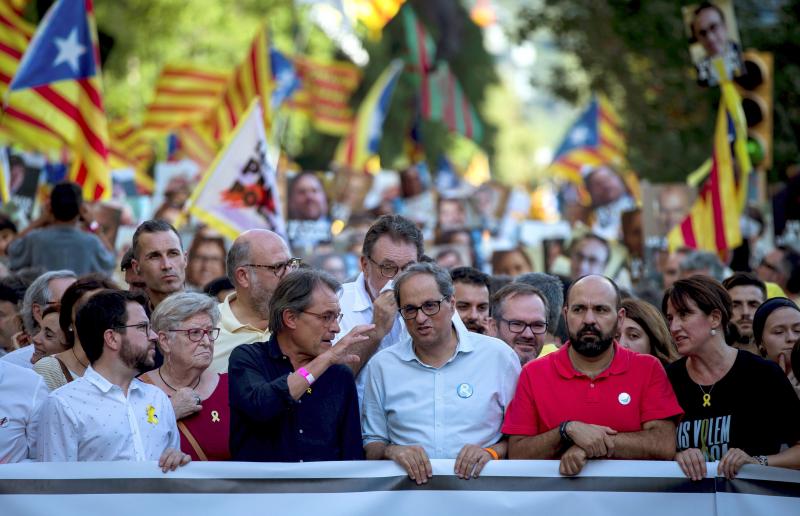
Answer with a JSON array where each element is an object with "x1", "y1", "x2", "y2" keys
[
  {"x1": 243, "y1": 258, "x2": 302, "y2": 277},
  {"x1": 167, "y1": 328, "x2": 221, "y2": 342},
  {"x1": 497, "y1": 317, "x2": 548, "y2": 335},
  {"x1": 114, "y1": 322, "x2": 151, "y2": 334},
  {"x1": 302, "y1": 310, "x2": 344, "y2": 325},
  {"x1": 367, "y1": 256, "x2": 414, "y2": 279},
  {"x1": 399, "y1": 296, "x2": 447, "y2": 320}
]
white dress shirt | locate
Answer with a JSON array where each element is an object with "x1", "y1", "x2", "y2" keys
[
  {"x1": 39, "y1": 367, "x2": 179, "y2": 462},
  {"x1": 0, "y1": 361, "x2": 48, "y2": 463},
  {"x1": 335, "y1": 273, "x2": 411, "y2": 400},
  {"x1": 361, "y1": 318, "x2": 521, "y2": 459},
  {"x1": 0, "y1": 345, "x2": 35, "y2": 369}
]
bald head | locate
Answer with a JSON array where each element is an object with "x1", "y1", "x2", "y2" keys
[
  {"x1": 227, "y1": 230, "x2": 290, "y2": 285},
  {"x1": 566, "y1": 274, "x2": 621, "y2": 311}
]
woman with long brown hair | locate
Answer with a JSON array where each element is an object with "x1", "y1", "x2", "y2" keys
[{"x1": 619, "y1": 298, "x2": 679, "y2": 367}]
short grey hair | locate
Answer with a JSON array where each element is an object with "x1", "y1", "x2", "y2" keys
[
  {"x1": 679, "y1": 251, "x2": 726, "y2": 282},
  {"x1": 22, "y1": 270, "x2": 77, "y2": 334},
  {"x1": 491, "y1": 282, "x2": 550, "y2": 322},
  {"x1": 515, "y1": 272, "x2": 564, "y2": 329},
  {"x1": 151, "y1": 292, "x2": 221, "y2": 333},
  {"x1": 393, "y1": 262, "x2": 454, "y2": 307},
  {"x1": 268, "y1": 269, "x2": 341, "y2": 335},
  {"x1": 226, "y1": 238, "x2": 251, "y2": 284}
]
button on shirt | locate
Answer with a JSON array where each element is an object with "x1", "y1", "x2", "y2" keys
[
  {"x1": 38, "y1": 367, "x2": 179, "y2": 462},
  {"x1": 361, "y1": 321, "x2": 521, "y2": 459},
  {"x1": 0, "y1": 361, "x2": 48, "y2": 463},
  {"x1": 210, "y1": 292, "x2": 271, "y2": 374},
  {"x1": 335, "y1": 273, "x2": 410, "y2": 400},
  {"x1": 228, "y1": 335, "x2": 364, "y2": 462}
]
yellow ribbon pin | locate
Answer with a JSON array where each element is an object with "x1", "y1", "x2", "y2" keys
[
  {"x1": 146, "y1": 405, "x2": 158, "y2": 425},
  {"x1": 211, "y1": 410, "x2": 220, "y2": 423}
]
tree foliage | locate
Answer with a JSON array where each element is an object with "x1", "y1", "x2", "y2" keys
[{"x1": 513, "y1": 0, "x2": 799, "y2": 183}]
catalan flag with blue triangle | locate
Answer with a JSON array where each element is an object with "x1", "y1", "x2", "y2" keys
[
  {"x1": 2, "y1": 0, "x2": 109, "y2": 200},
  {"x1": 334, "y1": 59, "x2": 404, "y2": 172},
  {"x1": 547, "y1": 94, "x2": 627, "y2": 185},
  {"x1": 667, "y1": 58, "x2": 752, "y2": 253}
]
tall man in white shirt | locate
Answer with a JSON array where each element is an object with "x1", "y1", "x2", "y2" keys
[
  {"x1": 336, "y1": 215, "x2": 423, "y2": 396},
  {"x1": 38, "y1": 289, "x2": 189, "y2": 471},
  {"x1": 362, "y1": 263, "x2": 521, "y2": 484},
  {"x1": 211, "y1": 229, "x2": 299, "y2": 373}
]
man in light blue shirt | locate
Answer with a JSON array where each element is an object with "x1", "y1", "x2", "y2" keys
[{"x1": 362, "y1": 263, "x2": 521, "y2": 484}]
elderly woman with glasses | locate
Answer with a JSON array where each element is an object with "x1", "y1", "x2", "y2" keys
[{"x1": 141, "y1": 292, "x2": 229, "y2": 461}]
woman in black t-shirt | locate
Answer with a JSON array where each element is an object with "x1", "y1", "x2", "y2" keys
[{"x1": 663, "y1": 276, "x2": 800, "y2": 481}]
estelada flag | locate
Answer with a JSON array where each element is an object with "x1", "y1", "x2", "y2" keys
[
  {"x1": 3, "y1": 0, "x2": 109, "y2": 200},
  {"x1": 667, "y1": 58, "x2": 751, "y2": 253},
  {"x1": 334, "y1": 59, "x2": 403, "y2": 172},
  {"x1": 184, "y1": 99, "x2": 286, "y2": 241},
  {"x1": 546, "y1": 94, "x2": 627, "y2": 186}
]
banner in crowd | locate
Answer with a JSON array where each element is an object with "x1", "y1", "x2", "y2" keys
[
  {"x1": 185, "y1": 99, "x2": 286, "y2": 241},
  {"x1": 0, "y1": 460, "x2": 798, "y2": 516}
]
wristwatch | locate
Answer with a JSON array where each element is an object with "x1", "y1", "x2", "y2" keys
[
  {"x1": 559, "y1": 421, "x2": 574, "y2": 447},
  {"x1": 755, "y1": 455, "x2": 769, "y2": 466}
]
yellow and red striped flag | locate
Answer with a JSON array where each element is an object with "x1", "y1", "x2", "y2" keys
[
  {"x1": 108, "y1": 117, "x2": 154, "y2": 193},
  {"x1": 207, "y1": 24, "x2": 272, "y2": 142},
  {"x1": 169, "y1": 123, "x2": 218, "y2": 172},
  {"x1": 142, "y1": 64, "x2": 230, "y2": 133},
  {"x1": 2, "y1": 0, "x2": 110, "y2": 200},
  {"x1": 0, "y1": 0, "x2": 65, "y2": 153},
  {"x1": 667, "y1": 60, "x2": 751, "y2": 253},
  {"x1": 288, "y1": 55, "x2": 362, "y2": 136}
]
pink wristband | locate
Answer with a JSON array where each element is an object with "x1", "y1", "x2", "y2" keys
[{"x1": 296, "y1": 367, "x2": 315, "y2": 386}]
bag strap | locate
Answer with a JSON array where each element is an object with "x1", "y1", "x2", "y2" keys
[
  {"x1": 177, "y1": 421, "x2": 208, "y2": 461},
  {"x1": 54, "y1": 356, "x2": 74, "y2": 383}
]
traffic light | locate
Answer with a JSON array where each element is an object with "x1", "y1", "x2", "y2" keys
[{"x1": 734, "y1": 51, "x2": 773, "y2": 170}]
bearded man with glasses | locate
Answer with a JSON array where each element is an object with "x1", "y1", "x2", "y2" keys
[
  {"x1": 361, "y1": 263, "x2": 521, "y2": 485},
  {"x1": 490, "y1": 283, "x2": 550, "y2": 365},
  {"x1": 211, "y1": 229, "x2": 299, "y2": 374},
  {"x1": 38, "y1": 290, "x2": 190, "y2": 472},
  {"x1": 229, "y1": 269, "x2": 373, "y2": 462}
]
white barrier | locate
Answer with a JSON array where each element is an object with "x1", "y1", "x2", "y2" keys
[{"x1": 1, "y1": 460, "x2": 798, "y2": 516}]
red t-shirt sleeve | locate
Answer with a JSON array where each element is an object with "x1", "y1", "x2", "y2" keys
[
  {"x1": 639, "y1": 357, "x2": 684, "y2": 423},
  {"x1": 501, "y1": 366, "x2": 542, "y2": 435}
]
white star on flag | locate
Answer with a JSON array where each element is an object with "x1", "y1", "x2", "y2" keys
[
  {"x1": 569, "y1": 125, "x2": 590, "y2": 146},
  {"x1": 53, "y1": 28, "x2": 87, "y2": 74}
]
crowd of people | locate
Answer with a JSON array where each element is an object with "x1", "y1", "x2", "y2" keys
[{"x1": 0, "y1": 180, "x2": 799, "y2": 487}]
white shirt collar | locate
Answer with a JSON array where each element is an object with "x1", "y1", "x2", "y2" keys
[
  {"x1": 83, "y1": 366, "x2": 142, "y2": 394},
  {"x1": 352, "y1": 272, "x2": 373, "y2": 312}
]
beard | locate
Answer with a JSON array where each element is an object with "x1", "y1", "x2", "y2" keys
[
  {"x1": 464, "y1": 318, "x2": 488, "y2": 334},
  {"x1": 248, "y1": 271, "x2": 275, "y2": 319},
  {"x1": 570, "y1": 323, "x2": 616, "y2": 358},
  {"x1": 120, "y1": 337, "x2": 155, "y2": 371}
]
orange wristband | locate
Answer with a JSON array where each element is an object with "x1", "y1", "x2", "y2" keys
[{"x1": 483, "y1": 447, "x2": 499, "y2": 460}]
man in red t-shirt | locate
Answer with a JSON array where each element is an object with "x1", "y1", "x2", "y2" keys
[{"x1": 503, "y1": 274, "x2": 683, "y2": 475}]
